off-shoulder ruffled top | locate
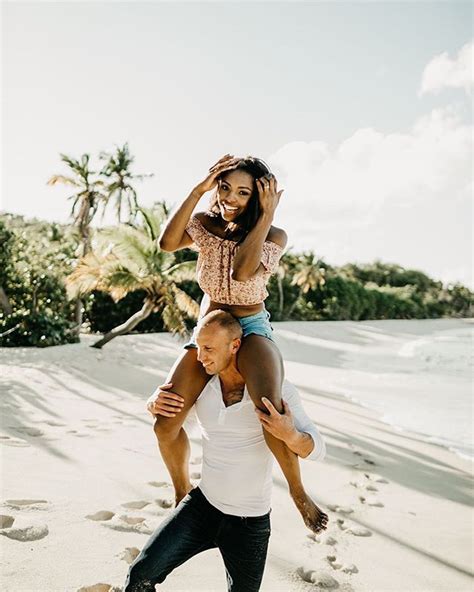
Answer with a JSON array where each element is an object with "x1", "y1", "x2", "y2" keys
[{"x1": 185, "y1": 215, "x2": 283, "y2": 306}]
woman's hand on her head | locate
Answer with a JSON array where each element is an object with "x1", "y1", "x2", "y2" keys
[
  {"x1": 256, "y1": 174, "x2": 283, "y2": 216},
  {"x1": 192, "y1": 154, "x2": 240, "y2": 196}
]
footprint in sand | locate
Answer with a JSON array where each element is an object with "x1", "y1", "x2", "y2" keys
[
  {"x1": 148, "y1": 481, "x2": 169, "y2": 488},
  {"x1": 326, "y1": 555, "x2": 359, "y2": 574},
  {"x1": 190, "y1": 456, "x2": 202, "y2": 465},
  {"x1": 326, "y1": 555, "x2": 343, "y2": 569},
  {"x1": 359, "y1": 495, "x2": 384, "y2": 507},
  {"x1": 347, "y1": 526, "x2": 372, "y2": 536},
  {"x1": 155, "y1": 498, "x2": 173, "y2": 509},
  {"x1": 366, "y1": 473, "x2": 388, "y2": 484},
  {"x1": 353, "y1": 461, "x2": 377, "y2": 470},
  {"x1": 342, "y1": 564, "x2": 359, "y2": 574},
  {"x1": 327, "y1": 504, "x2": 354, "y2": 515},
  {"x1": 5, "y1": 499, "x2": 48, "y2": 510},
  {"x1": 118, "y1": 515, "x2": 146, "y2": 526},
  {"x1": 13, "y1": 427, "x2": 44, "y2": 437},
  {"x1": 121, "y1": 501, "x2": 150, "y2": 510},
  {"x1": 307, "y1": 533, "x2": 337, "y2": 546},
  {"x1": 104, "y1": 516, "x2": 152, "y2": 535},
  {"x1": 349, "y1": 479, "x2": 378, "y2": 491},
  {"x1": 85, "y1": 503, "x2": 154, "y2": 532},
  {"x1": 117, "y1": 547, "x2": 140, "y2": 565},
  {"x1": 337, "y1": 518, "x2": 372, "y2": 537},
  {"x1": 296, "y1": 567, "x2": 338, "y2": 588},
  {"x1": 85, "y1": 511, "x2": 115, "y2": 522},
  {"x1": 0, "y1": 515, "x2": 49, "y2": 542},
  {"x1": 190, "y1": 471, "x2": 201, "y2": 480},
  {"x1": 0, "y1": 436, "x2": 30, "y2": 447},
  {"x1": 0, "y1": 515, "x2": 15, "y2": 528},
  {"x1": 77, "y1": 584, "x2": 121, "y2": 592}
]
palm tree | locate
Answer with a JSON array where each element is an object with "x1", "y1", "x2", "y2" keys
[
  {"x1": 287, "y1": 252, "x2": 326, "y2": 318},
  {"x1": 47, "y1": 153, "x2": 108, "y2": 330},
  {"x1": 65, "y1": 205, "x2": 199, "y2": 348},
  {"x1": 99, "y1": 143, "x2": 154, "y2": 223},
  {"x1": 47, "y1": 153, "x2": 108, "y2": 256}
]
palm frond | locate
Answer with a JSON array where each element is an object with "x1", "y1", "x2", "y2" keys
[
  {"x1": 107, "y1": 268, "x2": 145, "y2": 301},
  {"x1": 172, "y1": 285, "x2": 200, "y2": 320},
  {"x1": 161, "y1": 302, "x2": 188, "y2": 335},
  {"x1": 99, "y1": 226, "x2": 152, "y2": 272},
  {"x1": 47, "y1": 175, "x2": 80, "y2": 187},
  {"x1": 65, "y1": 252, "x2": 111, "y2": 298},
  {"x1": 164, "y1": 260, "x2": 197, "y2": 283}
]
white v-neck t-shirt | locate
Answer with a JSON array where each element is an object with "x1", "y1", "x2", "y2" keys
[{"x1": 194, "y1": 376, "x2": 326, "y2": 517}]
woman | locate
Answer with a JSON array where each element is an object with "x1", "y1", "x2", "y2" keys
[{"x1": 149, "y1": 154, "x2": 327, "y2": 534}]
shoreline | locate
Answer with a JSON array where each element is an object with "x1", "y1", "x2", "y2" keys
[
  {"x1": 1, "y1": 320, "x2": 473, "y2": 591},
  {"x1": 274, "y1": 317, "x2": 473, "y2": 462}
]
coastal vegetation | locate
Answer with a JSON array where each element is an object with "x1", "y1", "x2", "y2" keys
[{"x1": 1, "y1": 146, "x2": 471, "y2": 347}]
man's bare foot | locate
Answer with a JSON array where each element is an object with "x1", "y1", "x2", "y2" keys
[
  {"x1": 292, "y1": 491, "x2": 329, "y2": 534},
  {"x1": 174, "y1": 484, "x2": 193, "y2": 507}
]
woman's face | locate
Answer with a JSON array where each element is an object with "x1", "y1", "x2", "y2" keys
[{"x1": 217, "y1": 169, "x2": 255, "y2": 223}]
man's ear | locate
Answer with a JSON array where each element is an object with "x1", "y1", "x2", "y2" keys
[{"x1": 231, "y1": 338, "x2": 241, "y2": 354}]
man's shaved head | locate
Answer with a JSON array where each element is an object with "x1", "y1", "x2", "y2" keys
[{"x1": 196, "y1": 310, "x2": 243, "y2": 341}]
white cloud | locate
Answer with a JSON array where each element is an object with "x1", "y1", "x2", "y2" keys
[
  {"x1": 419, "y1": 41, "x2": 473, "y2": 96},
  {"x1": 267, "y1": 104, "x2": 472, "y2": 286},
  {"x1": 270, "y1": 105, "x2": 471, "y2": 227}
]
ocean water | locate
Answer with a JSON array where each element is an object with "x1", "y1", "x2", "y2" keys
[
  {"x1": 276, "y1": 319, "x2": 473, "y2": 460},
  {"x1": 373, "y1": 322, "x2": 473, "y2": 459}
]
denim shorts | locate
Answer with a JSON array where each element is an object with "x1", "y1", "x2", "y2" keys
[{"x1": 183, "y1": 309, "x2": 274, "y2": 349}]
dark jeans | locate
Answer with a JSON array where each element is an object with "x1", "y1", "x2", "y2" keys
[{"x1": 124, "y1": 487, "x2": 271, "y2": 592}]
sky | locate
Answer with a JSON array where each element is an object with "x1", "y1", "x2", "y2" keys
[{"x1": 2, "y1": 1, "x2": 473, "y2": 287}]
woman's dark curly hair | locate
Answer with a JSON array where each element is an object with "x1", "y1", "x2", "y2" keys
[{"x1": 207, "y1": 156, "x2": 272, "y2": 243}]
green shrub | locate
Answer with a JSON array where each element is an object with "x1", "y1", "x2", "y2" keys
[{"x1": 0, "y1": 215, "x2": 78, "y2": 347}]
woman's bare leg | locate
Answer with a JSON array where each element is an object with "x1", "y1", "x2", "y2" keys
[
  {"x1": 152, "y1": 348, "x2": 210, "y2": 505},
  {"x1": 237, "y1": 334, "x2": 328, "y2": 534}
]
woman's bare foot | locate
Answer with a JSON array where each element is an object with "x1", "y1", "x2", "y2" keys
[{"x1": 292, "y1": 491, "x2": 329, "y2": 534}]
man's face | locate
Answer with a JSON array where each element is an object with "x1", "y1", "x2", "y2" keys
[{"x1": 195, "y1": 324, "x2": 240, "y2": 375}]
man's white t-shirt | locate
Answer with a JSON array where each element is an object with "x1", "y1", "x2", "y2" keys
[{"x1": 194, "y1": 377, "x2": 326, "y2": 517}]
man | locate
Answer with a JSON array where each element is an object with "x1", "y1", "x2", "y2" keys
[{"x1": 124, "y1": 310, "x2": 326, "y2": 592}]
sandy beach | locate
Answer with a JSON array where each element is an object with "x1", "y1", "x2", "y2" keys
[{"x1": 1, "y1": 319, "x2": 472, "y2": 592}]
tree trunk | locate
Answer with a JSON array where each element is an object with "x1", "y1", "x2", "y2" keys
[
  {"x1": 91, "y1": 299, "x2": 154, "y2": 349},
  {"x1": 286, "y1": 288, "x2": 304, "y2": 319},
  {"x1": 73, "y1": 227, "x2": 92, "y2": 335},
  {"x1": 277, "y1": 276, "x2": 284, "y2": 319},
  {"x1": 74, "y1": 298, "x2": 83, "y2": 334},
  {"x1": 0, "y1": 286, "x2": 12, "y2": 316}
]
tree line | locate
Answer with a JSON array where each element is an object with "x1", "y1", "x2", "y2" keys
[{"x1": 0, "y1": 145, "x2": 471, "y2": 348}]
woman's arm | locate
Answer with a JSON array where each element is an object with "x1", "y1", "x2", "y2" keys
[
  {"x1": 232, "y1": 175, "x2": 286, "y2": 281},
  {"x1": 158, "y1": 154, "x2": 239, "y2": 252},
  {"x1": 158, "y1": 189, "x2": 203, "y2": 252}
]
